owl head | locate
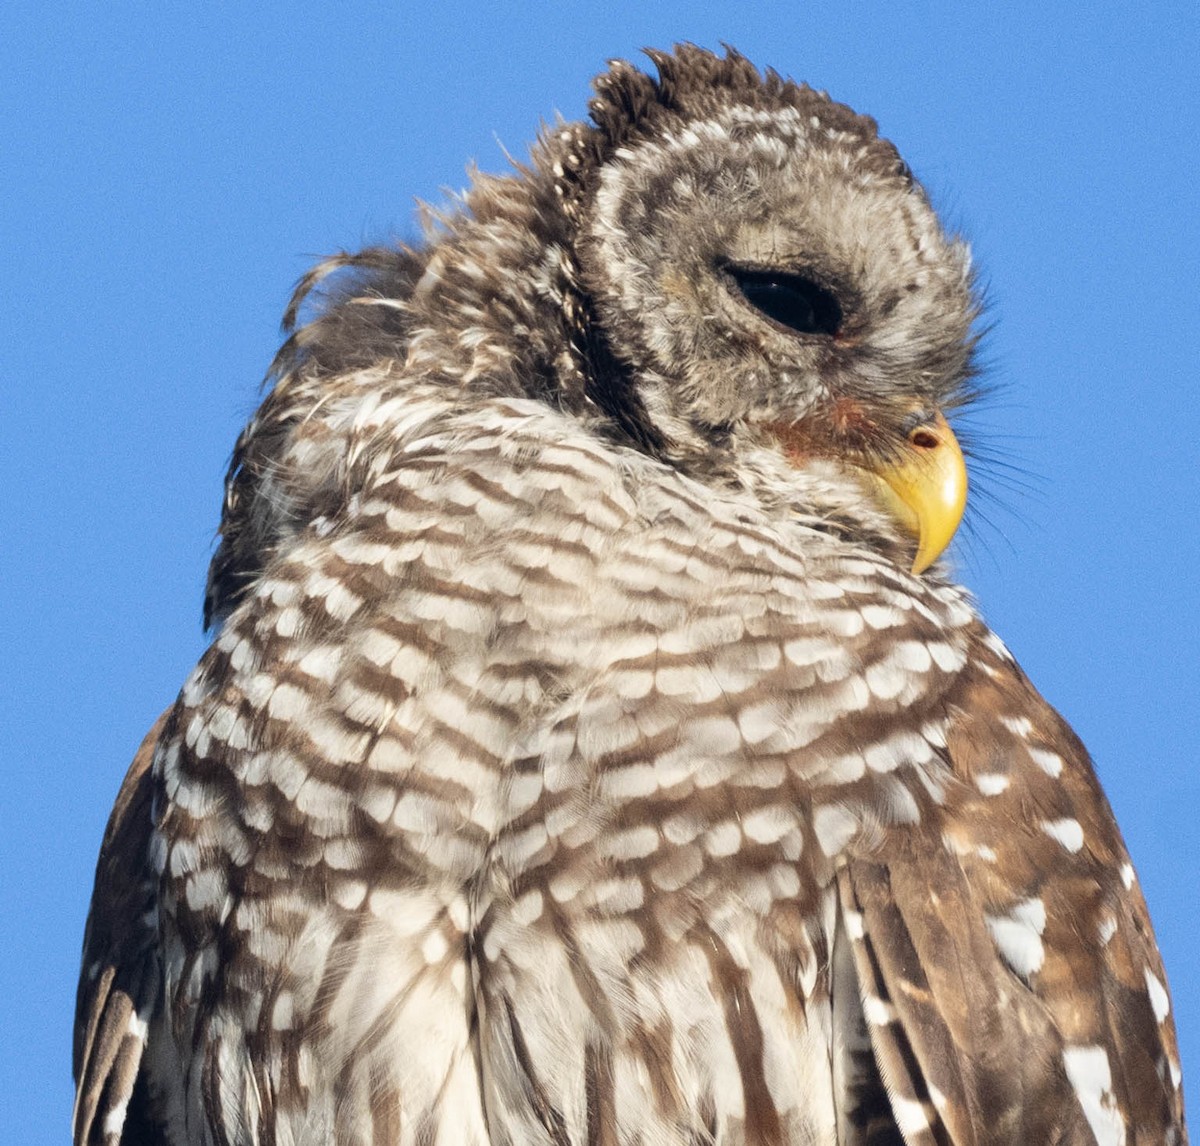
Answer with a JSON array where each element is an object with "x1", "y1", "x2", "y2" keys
[
  {"x1": 207, "y1": 45, "x2": 980, "y2": 627},
  {"x1": 551, "y1": 45, "x2": 977, "y2": 570},
  {"x1": 568, "y1": 48, "x2": 975, "y2": 429}
]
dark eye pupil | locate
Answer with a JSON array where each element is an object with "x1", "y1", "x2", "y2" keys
[{"x1": 729, "y1": 268, "x2": 842, "y2": 336}]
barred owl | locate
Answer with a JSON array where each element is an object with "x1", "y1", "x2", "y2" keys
[{"x1": 74, "y1": 45, "x2": 1186, "y2": 1146}]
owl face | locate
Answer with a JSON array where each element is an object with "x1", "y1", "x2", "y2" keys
[
  {"x1": 572, "y1": 59, "x2": 978, "y2": 569},
  {"x1": 582, "y1": 90, "x2": 977, "y2": 424}
]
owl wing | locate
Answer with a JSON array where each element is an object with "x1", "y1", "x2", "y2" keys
[
  {"x1": 72, "y1": 713, "x2": 169, "y2": 1146},
  {"x1": 837, "y1": 626, "x2": 1185, "y2": 1145}
]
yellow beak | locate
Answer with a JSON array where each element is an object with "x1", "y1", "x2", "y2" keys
[{"x1": 859, "y1": 413, "x2": 968, "y2": 574}]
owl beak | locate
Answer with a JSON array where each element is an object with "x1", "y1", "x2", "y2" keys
[{"x1": 861, "y1": 413, "x2": 968, "y2": 574}]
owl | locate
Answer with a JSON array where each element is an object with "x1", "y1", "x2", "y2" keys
[{"x1": 74, "y1": 45, "x2": 1185, "y2": 1145}]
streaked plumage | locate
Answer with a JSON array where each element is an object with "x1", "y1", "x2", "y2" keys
[{"x1": 75, "y1": 45, "x2": 1185, "y2": 1145}]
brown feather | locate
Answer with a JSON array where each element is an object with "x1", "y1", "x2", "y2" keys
[{"x1": 73, "y1": 712, "x2": 169, "y2": 1146}]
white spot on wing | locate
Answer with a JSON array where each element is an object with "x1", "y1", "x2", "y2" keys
[
  {"x1": 1062, "y1": 1045, "x2": 1126, "y2": 1146},
  {"x1": 891, "y1": 1095, "x2": 930, "y2": 1135},
  {"x1": 104, "y1": 1103, "x2": 130, "y2": 1138},
  {"x1": 1041, "y1": 817, "x2": 1085, "y2": 853},
  {"x1": 863, "y1": 995, "x2": 898, "y2": 1025},
  {"x1": 1000, "y1": 715, "x2": 1033, "y2": 739},
  {"x1": 985, "y1": 897, "x2": 1047, "y2": 979},
  {"x1": 128, "y1": 1010, "x2": 149, "y2": 1043},
  {"x1": 1028, "y1": 747, "x2": 1065, "y2": 777},
  {"x1": 927, "y1": 640, "x2": 967, "y2": 672},
  {"x1": 863, "y1": 730, "x2": 933, "y2": 773},
  {"x1": 975, "y1": 773, "x2": 1009, "y2": 796},
  {"x1": 1145, "y1": 967, "x2": 1170, "y2": 1023},
  {"x1": 982, "y1": 630, "x2": 1014, "y2": 661}
]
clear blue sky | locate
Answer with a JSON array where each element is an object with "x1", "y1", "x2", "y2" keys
[{"x1": 3, "y1": 4, "x2": 1196, "y2": 1139}]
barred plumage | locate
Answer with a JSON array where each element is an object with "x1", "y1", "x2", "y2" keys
[{"x1": 75, "y1": 45, "x2": 1185, "y2": 1145}]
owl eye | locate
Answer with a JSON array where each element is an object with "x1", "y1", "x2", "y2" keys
[{"x1": 727, "y1": 266, "x2": 842, "y2": 337}]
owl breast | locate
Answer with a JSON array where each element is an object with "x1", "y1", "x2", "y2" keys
[{"x1": 154, "y1": 394, "x2": 970, "y2": 1144}]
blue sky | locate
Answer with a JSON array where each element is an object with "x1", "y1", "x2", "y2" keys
[{"x1": 3, "y1": 3, "x2": 1196, "y2": 1139}]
